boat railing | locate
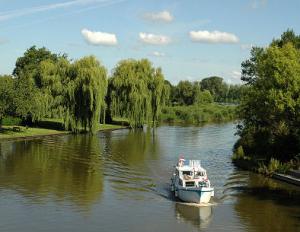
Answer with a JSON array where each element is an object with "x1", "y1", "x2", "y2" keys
[{"x1": 189, "y1": 160, "x2": 201, "y2": 169}]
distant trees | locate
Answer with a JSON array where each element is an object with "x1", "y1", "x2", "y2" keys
[
  {"x1": 235, "y1": 30, "x2": 300, "y2": 162},
  {"x1": 200, "y1": 76, "x2": 227, "y2": 102},
  {"x1": 175, "y1": 80, "x2": 199, "y2": 105},
  {"x1": 167, "y1": 77, "x2": 245, "y2": 106}
]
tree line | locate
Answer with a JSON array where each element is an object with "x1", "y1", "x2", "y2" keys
[
  {"x1": 234, "y1": 29, "x2": 300, "y2": 165},
  {"x1": 166, "y1": 76, "x2": 247, "y2": 106},
  {"x1": 0, "y1": 46, "x2": 245, "y2": 133}
]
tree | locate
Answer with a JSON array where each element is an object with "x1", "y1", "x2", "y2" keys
[
  {"x1": 175, "y1": 80, "x2": 197, "y2": 105},
  {"x1": 36, "y1": 58, "x2": 69, "y2": 118},
  {"x1": 63, "y1": 56, "x2": 107, "y2": 134},
  {"x1": 241, "y1": 47, "x2": 264, "y2": 84},
  {"x1": 0, "y1": 75, "x2": 14, "y2": 127},
  {"x1": 195, "y1": 90, "x2": 213, "y2": 104},
  {"x1": 13, "y1": 76, "x2": 44, "y2": 122},
  {"x1": 13, "y1": 46, "x2": 59, "y2": 81},
  {"x1": 237, "y1": 42, "x2": 300, "y2": 161},
  {"x1": 109, "y1": 59, "x2": 167, "y2": 128},
  {"x1": 271, "y1": 29, "x2": 300, "y2": 49},
  {"x1": 11, "y1": 46, "x2": 64, "y2": 123},
  {"x1": 200, "y1": 76, "x2": 228, "y2": 101},
  {"x1": 149, "y1": 68, "x2": 169, "y2": 126}
]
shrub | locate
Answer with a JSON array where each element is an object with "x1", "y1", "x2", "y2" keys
[
  {"x1": 232, "y1": 146, "x2": 245, "y2": 160},
  {"x1": 2, "y1": 116, "x2": 22, "y2": 126}
]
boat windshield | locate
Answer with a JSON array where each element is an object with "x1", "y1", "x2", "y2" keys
[
  {"x1": 182, "y1": 171, "x2": 192, "y2": 175},
  {"x1": 196, "y1": 171, "x2": 206, "y2": 176}
]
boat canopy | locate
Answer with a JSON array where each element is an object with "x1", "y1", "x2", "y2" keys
[{"x1": 177, "y1": 159, "x2": 206, "y2": 172}]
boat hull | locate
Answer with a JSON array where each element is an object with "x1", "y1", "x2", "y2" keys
[{"x1": 177, "y1": 187, "x2": 214, "y2": 204}]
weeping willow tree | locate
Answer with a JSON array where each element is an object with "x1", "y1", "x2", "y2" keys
[
  {"x1": 109, "y1": 59, "x2": 168, "y2": 128},
  {"x1": 149, "y1": 67, "x2": 170, "y2": 127},
  {"x1": 36, "y1": 58, "x2": 69, "y2": 118},
  {"x1": 64, "y1": 56, "x2": 107, "y2": 134}
]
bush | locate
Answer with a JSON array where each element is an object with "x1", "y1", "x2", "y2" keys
[
  {"x1": 160, "y1": 104, "x2": 236, "y2": 124},
  {"x1": 2, "y1": 116, "x2": 22, "y2": 126},
  {"x1": 232, "y1": 146, "x2": 245, "y2": 160},
  {"x1": 258, "y1": 158, "x2": 281, "y2": 176}
]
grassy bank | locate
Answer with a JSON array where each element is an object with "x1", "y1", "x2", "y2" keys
[
  {"x1": 160, "y1": 104, "x2": 236, "y2": 124},
  {"x1": 0, "y1": 118, "x2": 127, "y2": 140},
  {"x1": 0, "y1": 126, "x2": 67, "y2": 139}
]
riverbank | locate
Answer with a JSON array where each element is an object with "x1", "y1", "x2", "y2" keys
[
  {"x1": 232, "y1": 158, "x2": 300, "y2": 186},
  {"x1": 0, "y1": 124, "x2": 127, "y2": 141},
  {"x1": 160, "y1": 104, "x2": 236, "y2": 124}
]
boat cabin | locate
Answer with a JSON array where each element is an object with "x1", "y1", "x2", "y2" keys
[{"x1": 175, "y1": 159, "x2": 210, "y2": 188}]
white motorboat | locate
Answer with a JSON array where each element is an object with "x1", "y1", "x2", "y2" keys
[{"x1": 171, "y1": 158, "x2": 214, "y2": 203}]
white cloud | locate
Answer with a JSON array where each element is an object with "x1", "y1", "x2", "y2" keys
[
  {"x1": 81, "y1": 28, "x2": 118, "y2": 46},
  {"x1": 231, "y1": 70, "x2": 241, "y2": 80},
  {"x1": 143, "y1": 10, "x2": 173, "y2": 23},
  {"x1": 151, "y1": 51, "x2": 165, "y2": 57},
  {"x1": 240, "y1": 44, "x2": 253, "y2": 50},
  {"x1": 139, "y1": 33, "x2": 171, "y2": 45},
  {"x1": 189, "y1": 30, "x2": 239, "y2": 44}
]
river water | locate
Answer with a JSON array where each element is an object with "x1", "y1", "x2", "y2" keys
[{"x1": 0, "y1": 123, "x2": 299, "y2": 232}]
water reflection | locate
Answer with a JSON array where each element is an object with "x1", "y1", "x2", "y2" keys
[
  {"x1": 99, "y1": 128, "x2": 161, "y2": 199},
  {"x1": 224, "y1": 170, "x2": 300, "y2": 231},
  {"x1": 0, "y1": 123, "x2": 299, "y2": 232},
  {"x1": 0, "y1": 135, "x2": 104, "y2": 209},
  {"x1": 175, "y1": 203, "x2": 213, "y2": 229}
]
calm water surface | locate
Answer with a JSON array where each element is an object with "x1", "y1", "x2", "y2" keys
[{"x1": 0, "y1": 123, "x2": 299, "y2": 232}]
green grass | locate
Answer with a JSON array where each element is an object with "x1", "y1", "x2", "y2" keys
[
  {"x1": 0, "y1": 120, "x2": 127, "y2": 140},
  {"x1": 98, "y1": 123, "x2": 127, "y2": 130},
  {"x1": 0, "y1": 126, "x2": 67, "y2": 139}
]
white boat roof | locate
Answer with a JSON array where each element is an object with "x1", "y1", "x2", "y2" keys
[{"x1": 177, "y1": 160, "x2": 206, "y2": 172}]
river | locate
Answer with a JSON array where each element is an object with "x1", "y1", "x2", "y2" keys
[{"x1": 0, "y1": 122, "x2": 299, "y2": 232}]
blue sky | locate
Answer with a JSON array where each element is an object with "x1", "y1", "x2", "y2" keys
[{"x1": 0, "y1": 0, "x2": 300, "y2": 84}]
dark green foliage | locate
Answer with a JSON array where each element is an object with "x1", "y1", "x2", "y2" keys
[
  {"x1": 11, "y1": 46, "x2": 65, "y2": 122},
  {"x1": 13, "y1": 46, "x2": 59, "y2": 80},
  {"x1": 175, "y1": 80, "x2": 198, "y2": 105},
  {"x1": 235, "y1": 30, "x2": 300, "y2": 163},
  {"x1": 200, "y1": 76, "x2": 227, "y2": 101},
  {"x1": 36, "y1": 119, "x2": 64, "y2": 131},
  {"x1": 0, "y1": 75, "x2": 14, "y2": 126},
  {"x1": 2, "y1": 117, "x2": 22, "y2": 126},
  {"x1": 13, "y1": 76, "x2": 43, "y2": 122},
  {"x1": 241, "y1": 47, "x2": 264, "y2": 84},
  {"x1": 271, "y1": 29, "x2": 300, "y2": 49},
  {"x1": 168, "y1": 79, "x2": 245, "y2": 106}
]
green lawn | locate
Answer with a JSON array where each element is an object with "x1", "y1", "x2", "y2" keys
[
  {"x1": 0, "y1": 122, "x2": 127, "y2": 140},
  {"x1": 0, "y1": 126, "x2": 67, "y2": 139},
  {"x1": 98, "y1": 124, "x2": 127, "y2": 130}
]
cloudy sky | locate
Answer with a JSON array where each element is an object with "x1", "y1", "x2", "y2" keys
[{"x1": 0, "y1": 0, "x2": 300, "y2": 84}]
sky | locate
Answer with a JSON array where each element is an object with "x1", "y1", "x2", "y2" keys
[{"x1": 0, "y1": 0, "x2": 300, "y2": 84}]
